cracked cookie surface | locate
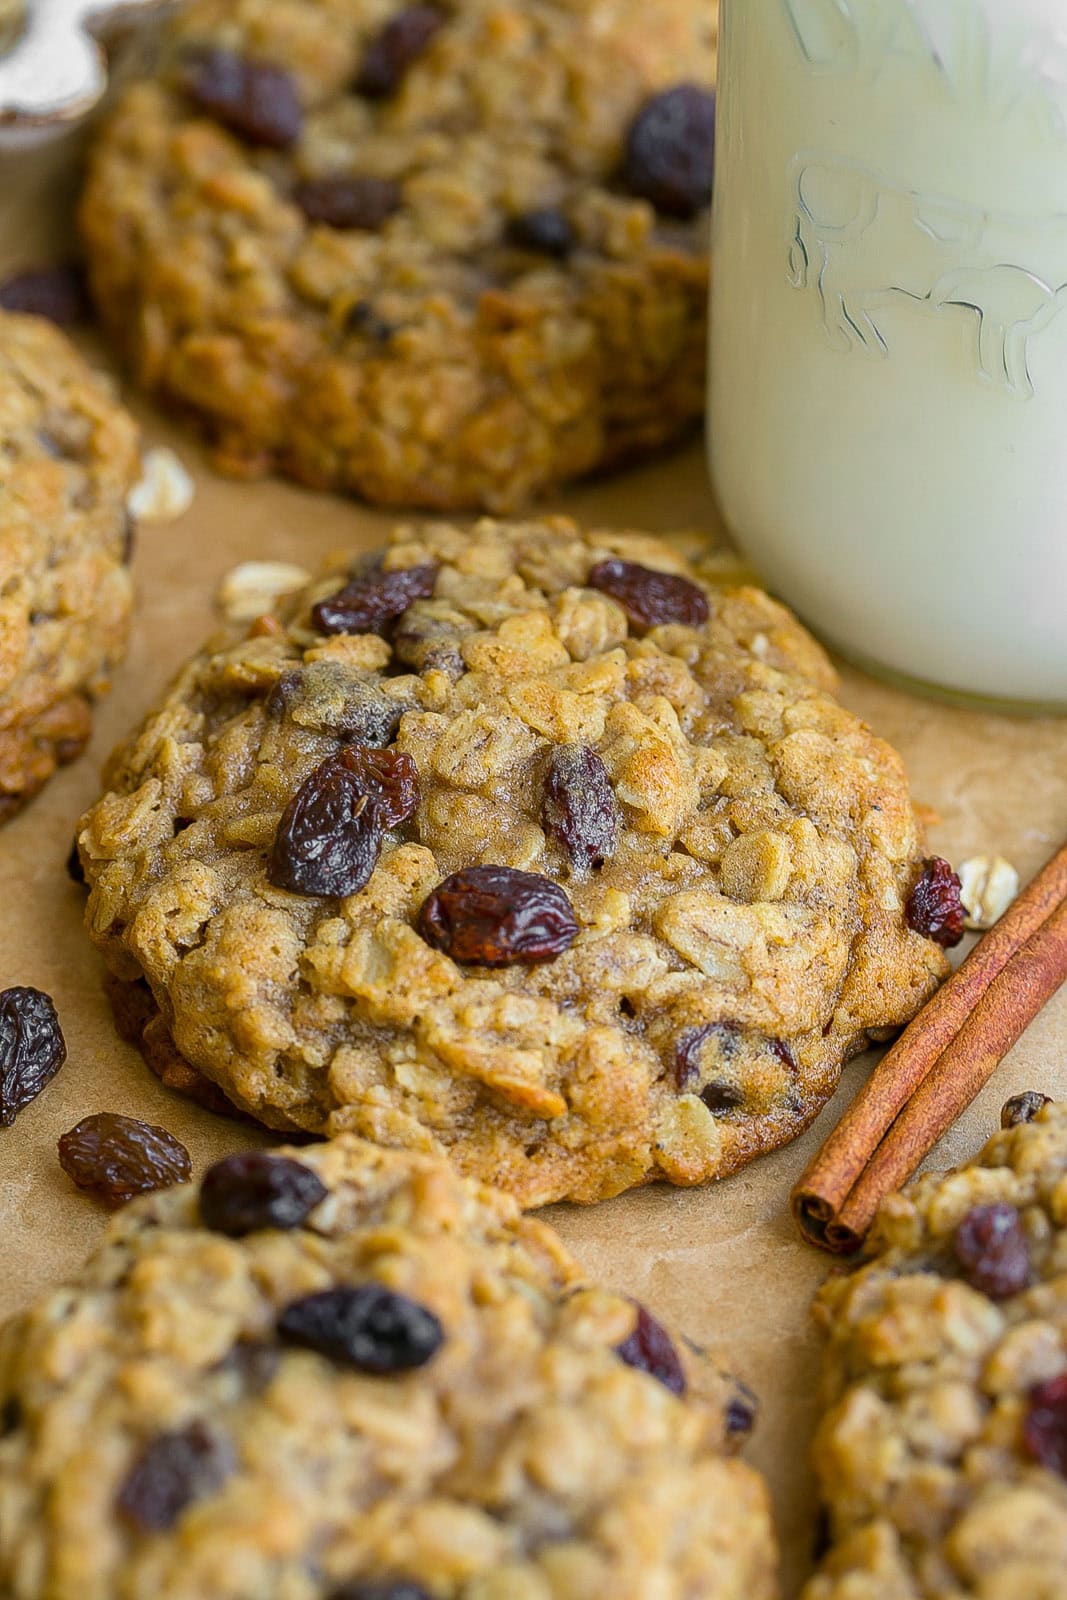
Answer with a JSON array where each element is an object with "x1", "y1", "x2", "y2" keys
[
  {"x1": 805, "y1": 1099, "x2": 1067, "y2": 1600},
  {"x1": 80, "y1": 0, "x2": 715, "y2": 512},
  {"x1": 0, "y1": 310, "x2": 139, "y2": 823},
  {"x1": 78, "y1": 516, "x2": 947, "y2": 1206},
  {"x1": 0, "y1": 1134, "x2": 777, "y2": 1599}
]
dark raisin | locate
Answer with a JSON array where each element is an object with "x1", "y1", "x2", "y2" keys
[
  {"x1": 0, "y1": 987, "x2": 66, "y2": 1127},
  {"x1": 953, "y1": 1202, "x2": 1031, "y2": 1299},
  {"x1": 336, "y1": 746, "x2": 419, "y2": 828},
  {"x1": 122, "y1": 512, "x2": 136, "y2": 565},
  {"x1": 0, "y1": 1397, "x2": 21, "y2": 1436},
  {"x1": 615, "y1": 1305, "x2": 686, "y2": 1395},
  {"x1": 725, "y1": 1381, "x2": 758, "y2": 1436},
  {"x1": 278, "y1": 1285, "x2": 443, "y2": 1374},
  {"x1": 329, "y1": 1584, "x2": 433, "y2": 1600},
  {"x1": 906, "y1": 857, "x2": 965, "y2": 948},
  {"x1": 507, "y1": 208, "x2": 576, "y2": 259},
  {"x1": 357, "y1": 6, "x2": 444, "y2": 96},
  {"x1": 771, "y1": 1037, "x2": 797, "y2": 1073},
  {"x1": 700, "y1": 1080, "x2": 746, "y2": 1113},
  {"x1": 58, "y1": 1113, "x2": 192, "y2": 1205},
  {"x1": 1002, "y1": 1091, "x2": 1051, "y2": 1128},
  {"x1": 200, "y1": 1152, "x2": 327, "y2": 1236},
  {"x1": 265, "y1": 672, "x2": 301, "y2": 718},
  {"x1": 313, "y1": 565, "x2": 438, "y2": 637},
  {"x1": 1024, "y1": 1373, "x2": 1067, "y2": 1475},
  {"x1": 623, "y1": 83, "x2": 715, "y2": 218},
  {"x1": 66, "y1": 837, "x2": 85, "y2": 885},
  {"x1": 214, "y1": 1340, "x2": 281, "y2": 1394},
  {"x1": 0, "y1": 263, "x2": 89, "y2": 325},
  {"x1": 416, "y1": 865, "x2": 579, "y2": 967},
  {"x1": 294, "y1": 175, "x2": 403, "y2": 230},
  {"x1": 588, "y1": 558, "x2": 710, "y2": 633},
  {"x1": 674, "y1": 1022, "x2": 734, "y2": 1090},
  {"x1": 345, "y1": 301, "x2": 397, "y2": 342},
  {"x1": 268, "y1": 753, "x2": 384, "y2": 898},
  {"x1": 812, "y1": 1508, "x2": 832, "y2": 1563},
  {"x1": 117, "y1": 1421, "x2": 234, "y2": 1532},
  {"x1": 541, "y1": 745, "x2": 619, "y2": 872},
  {"x1": 180, "y1": 47, "x2": 303, "y2": 148}
]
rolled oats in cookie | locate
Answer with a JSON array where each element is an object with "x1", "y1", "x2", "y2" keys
[
  {"x1": 77, "y1": 516, "x2": 948, "y2": 1206},
  {"x1": 805, "y1": 1100, "x2": 1067, "y2": 1600},
  {"x1": 80, "y1": 0, "x2": 716, "y2": 512},
  {"x1": 0, "y1": 310, "x2": 139, "y2": 823},
  {"x1": 0, "y1": 1135, "x2": 778, "y2": 1598}
]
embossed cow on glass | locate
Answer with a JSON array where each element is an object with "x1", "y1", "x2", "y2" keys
[{"x1": 789, "y1": 155, "x2": 1067, "y2": 397}]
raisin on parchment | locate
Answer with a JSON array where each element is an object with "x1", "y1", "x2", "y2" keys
[
  {"x1": 1002, "y1": 1091, "x2": 1052, "y2": 1128},
  {"x1": 200, "y1": 1152, "x2": 327, "y2": 1236},
  {"x1": 278, "y1": 1285, "x2": 443, "y2": 1374},
  {"x1": 58, "y1": 1113, "x2": 191, "y2": 1205},
  {"x1": 0, "y1": 987, "x2": 66, "y2": 1127},
  {"x1": 615, "y1": 1304, "x2": 687, "y2": 1396},
  {"x1": 417, "y1": 865, "x2": 579, "y2": 967},
  {"x1": 588, "y1": 558, "x2": 709, "y2": 633}
]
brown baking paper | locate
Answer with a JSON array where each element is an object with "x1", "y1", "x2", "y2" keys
[{"x1": 1, "y1": 145, "x2": 1065, "y2": 1598}]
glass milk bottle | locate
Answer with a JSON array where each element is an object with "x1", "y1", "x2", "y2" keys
[{"x1": 709, "y1": 0, "x2": 1067, "y2": 710}]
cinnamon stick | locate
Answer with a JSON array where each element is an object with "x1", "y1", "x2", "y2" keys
[{"x1": 792, "y1": 840, "x2": 1067, "y2": 1252}]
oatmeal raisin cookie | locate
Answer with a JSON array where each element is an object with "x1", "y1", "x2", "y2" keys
[
  {"x1": 78, "y1": 516, "x2": 949, "y2": 1205},
  {"x1": 806, "y1": 1097, "x2": 1067, "y2": 1600},
  {"x1": 0, "y1": 310, "x2": 138, "y2": 823},
  {"x1": 81, "y1": 0, "x2": 716, "y2": 511},
  {"x1": 0, "y1": 1134, "x2": 776, "y2": 1599}
]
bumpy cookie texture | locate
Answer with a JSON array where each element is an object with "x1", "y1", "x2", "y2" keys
[
  {"x1": 80, "y1": 0, "x2": 716, "y2": 512},
  {"x1": 0, "y1": 1136, "x2": 777, "y2": 1599},
  {"x1": 79, "y1": 517, "x2": 947, "y2": 1206},
  {"x1": 0, "y1": 311, "x2": 138, "y2": 822},
  {"x1": 805, "y1": 1101, "x2": 1067, "y2": 1600}
]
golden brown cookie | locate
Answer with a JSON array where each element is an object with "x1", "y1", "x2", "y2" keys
[
  {"x1": 806, "y1": 1096, "x2": 1067, "y2": 1600},
  {"x1": 80, "y1": 0, "x2": 716, "y2": 512},
  {"x1": 77, "y1": 516, "x2": 950, "y2": 1205},
  {"x1": 0, "y1": 1134, "x2": 777, "y2": 1598},
  {"x1": 0, "y1": 310, "x2": 139, "y2": 824}
]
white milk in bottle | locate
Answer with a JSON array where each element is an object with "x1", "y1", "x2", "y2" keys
[{"x1": 709, "y1": 0, "x2": 1067, "y2": 709}]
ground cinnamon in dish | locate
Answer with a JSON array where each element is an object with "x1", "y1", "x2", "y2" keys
[{"x1": 793, "y1": 838, "x2": 1067, "y2": 1253}]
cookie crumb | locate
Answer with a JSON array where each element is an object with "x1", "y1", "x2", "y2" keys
[{"x1": 127, "y1": 447, "x2": 195, "y2": 524}]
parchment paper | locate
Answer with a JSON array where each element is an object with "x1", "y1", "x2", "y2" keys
[{"x1": 1, "y1": 142, "x2": 1065, "y2": 1598}]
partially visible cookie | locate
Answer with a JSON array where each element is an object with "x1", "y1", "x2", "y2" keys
[
  {"x1": 78, "y1": 516, "x2": 950, "y2": 1206},
  {"x1": 805, "y1": 1098, "x2": 1067, "y2": 1600},
  {"x1": 81, "y1": 0, "x2": 716, "y2": 511},
  {"x1": 0, "y1": 310, "x2": 139, "y2": 823},
  {"x1": 0, "y1": 1134, "x2": 777, "y2": 1598}
]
